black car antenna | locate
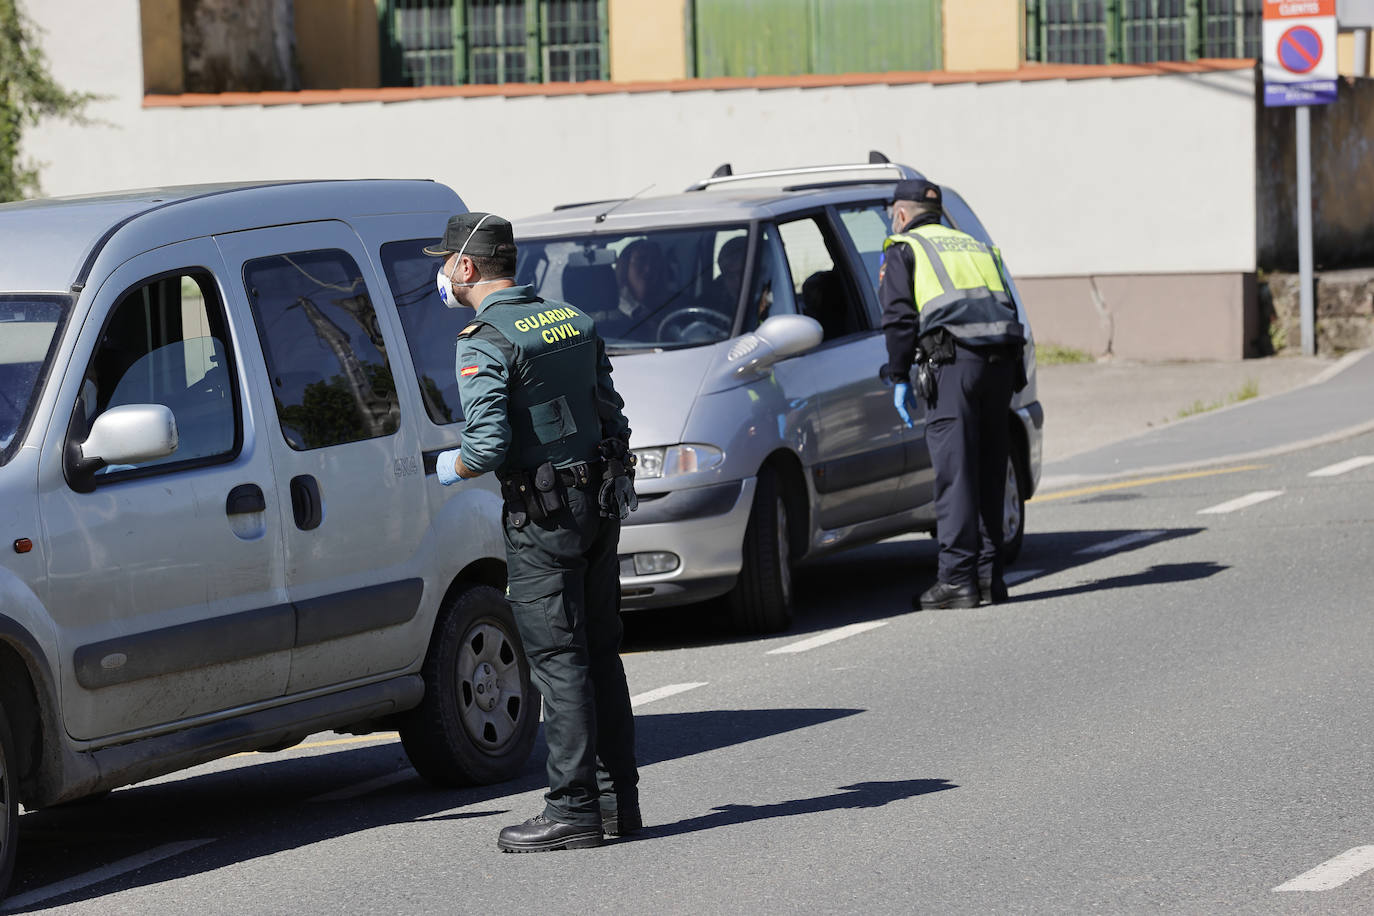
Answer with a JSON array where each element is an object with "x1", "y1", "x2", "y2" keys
[{"x1": 594, "y1": 184, "x2": 654, "y2": 223}]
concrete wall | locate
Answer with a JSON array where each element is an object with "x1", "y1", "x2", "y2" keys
[
  {"x1": 24, "y1": 1, "x2": 1262, "y2": 360},
  {"x1": 942, "y1": 0, "x2": 1020, "y2": 71}
]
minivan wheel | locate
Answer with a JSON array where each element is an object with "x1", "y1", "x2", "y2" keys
[
  {"x1": 400, "y1": 584, "x2": 539, "y2": 787},
  {"x1": 726, "y1": 468, "x2": 794, "y2": 634},
  {"x1": 1002, "y1": 454, "x2": 1026, "y2": 564},
  {"x1": 0, "y1": 703, "x2": 19, "y2": 901}
]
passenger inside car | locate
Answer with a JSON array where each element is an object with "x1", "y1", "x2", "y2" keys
[{"x1": 800, "y1": 269, "x2": 847, "y2": 340}]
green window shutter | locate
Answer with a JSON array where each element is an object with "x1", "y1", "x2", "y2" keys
[{"x1": 693, "y1": 0, "x2": 941, "y2": 78}]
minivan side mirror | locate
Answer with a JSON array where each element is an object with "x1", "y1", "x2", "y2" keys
[
  {"x1": 68, "y1": 404, "x2": 179, "y2": 492},
  {"x1": 728, "y1": 314, "x2": 824, "y2": 376}
]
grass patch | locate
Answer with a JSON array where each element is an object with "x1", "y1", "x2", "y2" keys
[
  {"x1": 1176, "y1": 378, "x2": 1260, "y2": 419},
  {"x1": 1036, "y1": 343, "x2": 1093, "y2": 365}
]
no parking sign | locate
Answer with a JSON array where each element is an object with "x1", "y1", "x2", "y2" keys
[{"x1": 1263, "y1": 0, "x2": 1338, "y2": 106}]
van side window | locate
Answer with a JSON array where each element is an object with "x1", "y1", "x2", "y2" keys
[
  {"x1": 243, "y1": 249, "x2": 401, "y2": 450},
  {"x1": 74, "y1": 271, "x2": 238, "y2": 479},
  {"x1": 379, "y1": 239, "x2": 473, "y2": 425}
]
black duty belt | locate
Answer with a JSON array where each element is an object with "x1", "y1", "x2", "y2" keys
[{"x1": 556, "y1": 459, "x2": 606, "y2": 488}]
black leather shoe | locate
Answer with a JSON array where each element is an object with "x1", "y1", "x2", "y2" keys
[
  {"x1": 979, "y1": 577, "x2": 1009, "y2": 606},
  {"x1": 602, "y1": 805, "x2": 642, "y2": 837},
  {"x1": 497, "y1": 814, "x2": 603, "y2": 853},
  {"x1": 917, "y1": 581, "x2": 980, "y2": 610}
]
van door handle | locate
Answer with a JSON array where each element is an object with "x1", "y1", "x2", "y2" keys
[
  {"x1": 226, "y1": 484, "x2": 266, "y2": 516},
  {"x1": 290, "y1": 475, "x2": 323, "y2": 531}
]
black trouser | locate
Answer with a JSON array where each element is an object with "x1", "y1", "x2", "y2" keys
[
  {"x1": 925, "y1": 350, "x2": 1016, "y2": 589},
  {"x1": 503, "y1": 483, "x2": 639, "y2": 827}
]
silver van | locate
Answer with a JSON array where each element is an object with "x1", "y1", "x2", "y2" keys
[
  {"x1": 513, "y1": 157, "x2": 1044, "y2": 634},
  {"x1": 0, "y1": 180, "x2": 538, "y2": 898}
]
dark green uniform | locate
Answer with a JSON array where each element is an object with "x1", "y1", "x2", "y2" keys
[{"x1": 455, "y1": 284, "x2": 637, "y2": 828}]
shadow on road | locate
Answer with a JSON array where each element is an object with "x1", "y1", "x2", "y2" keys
[
  {"x1": 9, "y1": 708, "x2": 861, "y2": 911},
  {"x1": 1012, "y1": 561, "x2": 1227, "y2": 602},
  {"x1": 642, "y1": 778, "x2": 957, "y2": 840},
  {"x1": 622, "y1": 526, "x2": 1213, "y2": 650}
]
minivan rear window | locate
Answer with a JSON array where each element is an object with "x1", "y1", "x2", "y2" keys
[{"x1": 1, "y1": 297, "x2": 70, "y2": 464}]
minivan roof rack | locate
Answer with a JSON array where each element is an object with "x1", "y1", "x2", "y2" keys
[{"x1": 685, "y1": 151, "x2": 923, "y2": 192}]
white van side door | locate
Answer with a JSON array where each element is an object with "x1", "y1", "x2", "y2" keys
[
  {"x1": 214, "y1": 222, "x2": 434, "y2": 696},
  {"x1": 38, "y1": 239, "x2": 291, "y2": 741}
]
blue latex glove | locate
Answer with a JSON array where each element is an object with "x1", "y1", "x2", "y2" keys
[
  {"x1": 893, "y1": 382, "x2": 917, "y2": 428},
  {"x1": 436, "y1": 448, "x2": 464, "y2": 486}
]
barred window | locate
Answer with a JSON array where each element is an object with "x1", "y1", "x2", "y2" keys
[
  {"x1": 379, "y1": 0, "x2": 606, "y2": 86},
  {"x1": 1026, "y1": 0, "x2": 1261, "y2": 65}
]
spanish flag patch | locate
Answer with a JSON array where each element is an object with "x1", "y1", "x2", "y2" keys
[{"x1": 460, "y1": 365, "x2": 479, "y2": 377}]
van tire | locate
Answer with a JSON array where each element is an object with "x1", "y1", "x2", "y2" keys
[
  {"x1": 0, "y1": 702, "x2": 19, "y2": 901},
  {"x1": 727, "y1": 468, "x2": 794, "y2": 634},
  {"x1": 400, "y1": 584, "x2": 538, "y2": 787}
]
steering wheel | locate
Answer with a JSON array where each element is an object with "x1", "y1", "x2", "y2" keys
[{"x1": 656, "y1": 307, "x2": 733, "y2": 341}]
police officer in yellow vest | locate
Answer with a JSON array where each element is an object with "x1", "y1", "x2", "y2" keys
[
  {"x1": 427, "y1": 212, "x2": 641, "y2": 852},
  {"x1": 879, "y1": 179, "x2": 1025, "y2": 610}
]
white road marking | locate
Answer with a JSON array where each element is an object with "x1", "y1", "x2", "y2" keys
[
  {"x1": 2, "y1": 839, "x2": 214, "y2": 911},
  {"x1": 308, "y1": 768, "x2": 414, "y2": 803},
  {"x1": 630, "y1": 682, "x2": 708, "y2": 708},
  {"x1": 1075, "y1": 530, "x2": 1166, "y2": 556},
  {"x1": 1309, "y1": 455, "x2": 1374, "y2": 478},
  {"x1": 1198, "y1": 490, "x2": 1284, "y2": 514},
  {"x1": 1274, "y1": 845, "x2": 1374, "y2": 892},
  {"x1": 767, "y1": 621, "x2": 888, "y2": 655},
  {"x1": 1004, "y1": 568, "x2": 1043, "y2": 586}
]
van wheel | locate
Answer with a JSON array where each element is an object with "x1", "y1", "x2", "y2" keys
[
  {"x1": 1002, "y1": 454, "x2": 1026, "y2": 564},
  {"x1": 0, "y1": 703, "x2": 19, "y2": 901},
  {"x1": 400, "y1": 584, "x2": 538, "y2": 787},
  {"x1": 727, "y1": 468, "x2": 794, "y2": 634}
]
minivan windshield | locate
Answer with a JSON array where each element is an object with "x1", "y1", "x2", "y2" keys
[
  {"x1": 516, "y1": 224, "x2": 751, "y2": 351},
  {"x1": 1, "y1": 297, "x2": 69, "y2": 463}
]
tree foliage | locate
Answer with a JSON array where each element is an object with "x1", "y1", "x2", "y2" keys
[{"x1": 0, "y1": 0, "x2": 95, "y2": 201}]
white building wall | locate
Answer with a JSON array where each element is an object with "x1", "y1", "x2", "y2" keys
[{"x1": 21, "y1": 1, "x2": 1257, "y2": 282}]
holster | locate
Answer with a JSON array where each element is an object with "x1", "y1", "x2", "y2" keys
[
  {"x1": 913, "y1": 360, "x2": 937, "y2": 407},
  {"x1": 531, "y1": 460, "x2": 567, "y2": 518},
  {"x1": 499, "y1": 462, "x2": 568, "y2": 528}
]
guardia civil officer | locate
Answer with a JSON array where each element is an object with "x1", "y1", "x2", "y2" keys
[
  {"x1": 879, "y1": 180, "x2": 1025, "y2": 610},
  {"x1": 427, "y1": 212, "x2": 641, "y2": 852}
]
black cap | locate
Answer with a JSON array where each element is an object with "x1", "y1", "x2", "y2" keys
[
  {"x1": 423, "y1": 212, "x2": 516, "y2": 258},
  {"x1": 891, "y1": 179, "x2": 942, "y2": 208}
]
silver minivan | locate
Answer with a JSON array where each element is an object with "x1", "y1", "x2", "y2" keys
[
  {"x1": 0, "y1": 180, "x2": 539, "y2": 898},
  {"x1": 514, "y1": 158, "x2": 1044, "y2": 634}
]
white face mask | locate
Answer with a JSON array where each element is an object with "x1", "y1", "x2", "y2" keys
[{"x1": 433, "y1": 213, "x2": 515, "y2": 308}]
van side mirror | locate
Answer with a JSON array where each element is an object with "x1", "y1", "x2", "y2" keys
[
  {"x1": 728, "y1": 314, "x2": 824, "y2": 376},
  {"x1": 67, "y1": 404, "x2": 179, "y2": 492}
]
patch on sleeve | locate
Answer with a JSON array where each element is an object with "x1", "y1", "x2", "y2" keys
[{"x1": 460, "y1": 364, "x2": 480, "y2": 377}]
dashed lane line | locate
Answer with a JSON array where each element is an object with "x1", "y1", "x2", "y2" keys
[
  {"x1": 308, "y1": 769, "x2": 414, "y2": 803},
  {"x1": 1274, "y1": 845, "x2": 1374, "y2": 892},
  {"x1": 1309, "y1": 455, "x2": 1374, "y2": 478},
  {"x1": 1074, "y1": 530, "x2": 1166, "y2": 556},
  {"x1": 2, "y1": 839, "x2": 215, "y2": 912},
  {"x1": 767, "y1": 621, "x2": 888, "y2": 655},
  {"x1": 1197, "y1": 490, "x2": 1284, "y2": 515},
  {"x1": 630, "y1": 682, "x2": 708, "y2": 708},
  {"x1": 1004, "y1": 569, "x2": 1043, "y2": 586}
]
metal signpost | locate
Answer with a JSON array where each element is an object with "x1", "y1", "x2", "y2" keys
[{"x1": 1263, "y1": 1, "x2": 1338, "y2": 356}]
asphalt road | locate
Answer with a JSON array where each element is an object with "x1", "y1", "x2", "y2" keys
[{"x1": 9, "y1": 434, "x2": 1374, "y2": 913}]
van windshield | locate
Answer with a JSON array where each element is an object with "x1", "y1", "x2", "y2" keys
[
  {"x1": 0, "y1": 297, "x2": 69, "y2": 463},
  {"x1": 515, "y1": 224, "x2": 750, "y2": 352}
]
